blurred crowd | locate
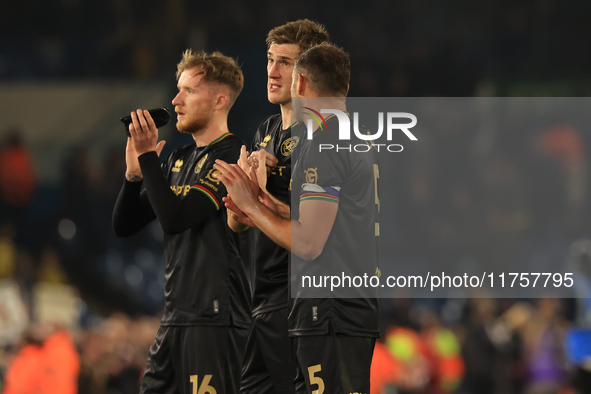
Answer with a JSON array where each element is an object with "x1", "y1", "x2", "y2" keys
[
  {"x1": 2, "y1": 0, "x2": 591, "y2": 98},
  {"x1": 373, "y1": 297, "x2": 591, "y2": 394},
  {"x1": 0, "y1": 314, "x2": 159, "y2": 394},
  {"x1": 0, "y1": 130, "x2": 163, "y2": 394}
]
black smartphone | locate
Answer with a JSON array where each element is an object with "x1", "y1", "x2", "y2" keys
[{"x1": 120, "y1": 107, "x2": 171, "y2": 137}]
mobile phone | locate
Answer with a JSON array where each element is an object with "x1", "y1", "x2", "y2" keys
[{"x1": 120, "y1": 107, "x2": 171, "y2": 137}]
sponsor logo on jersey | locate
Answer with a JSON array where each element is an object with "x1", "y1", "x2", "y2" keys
[
  {"x1": 304, "y1": 167, "x2": 318, "y2": 184},
  {"x1": 260, "y1": 135, "x2": 271, "y2": 147},
  {"x1": 170, "y1": 185, "x2": 192, "y2": 196},
  {"x1": 205, "y1": 169, "x2": 221, "y2": 185},
  {"x1": 195, "y1": 154, "x2": 208, "y2": 174},
  {"x1": 270, "y1": 165, "x2": 286, "y2": 177},
  {"x1": 172, "y1": 159, "x2": 184, "y2": 172},
  {"x1": 198, "y1": 180, "x2": 218, "y2": 192},
  {"x1": 281, "y1": 136, "x2": 300, "y2": 156}
]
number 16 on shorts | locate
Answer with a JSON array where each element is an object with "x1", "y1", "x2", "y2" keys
[{"x1": 190, "y1": 375, "x2": 216, "y2": 394}]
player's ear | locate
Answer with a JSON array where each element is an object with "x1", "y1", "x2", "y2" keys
[
  {"x1": 215, "y1": 92, "x2": 229, "y2": 111},
  {"x1": 297, "y1": 74, "x2": 306, "y2": 96}
]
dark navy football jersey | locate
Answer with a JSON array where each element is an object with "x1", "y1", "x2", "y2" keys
[
  {"x1": 289, "y1": 115, "x2": 381, "y2": 337},
  {"x1": 151, "y1": 133, "x2": 251, "y2": 327},
  {"x1": 249, "y1": 114, "x2": 304, "y2": 315}
]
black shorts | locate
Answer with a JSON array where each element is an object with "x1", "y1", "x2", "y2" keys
[
  {"x1": 240, "y1": 308, "x2": 297, "y2": 394},
  {"x1": 293, "y1": 326, "x2": 376, "y2": 394},
  {"x1": 140, "y1": 325, "x2": 248, "y2": 394}
]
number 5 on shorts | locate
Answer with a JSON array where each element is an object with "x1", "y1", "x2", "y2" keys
[
  {"x1": 307, "y1": 364, "x2": 325, "y2": 394},
  {"x1": 190, "y1": 375, "x2": 216, "y2": 394}
]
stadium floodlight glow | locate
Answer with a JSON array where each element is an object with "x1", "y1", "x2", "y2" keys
[{"x1": 58, "y1": 219, "x2": 76, "y2": 240}]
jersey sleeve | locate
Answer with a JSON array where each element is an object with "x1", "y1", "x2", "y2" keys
[
  {"x1": 137, "y1": 151, "x2": 217, "y2": 235},
  {"x1": 112, "y1": 178, "x2": 156, "y2": 237},
  {"x1": 251, "y1": 115, "x2": 276, "y2": 152},
  {"x1": 251, "y1": 124, "x2": 263, "y2": 151},
  {"x1": 298, "y1": 144, "x2": 343, "y2": 205}
]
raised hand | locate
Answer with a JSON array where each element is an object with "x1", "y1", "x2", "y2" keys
[
  {"x1": 223, "y1": 196, "x2": 258, "y2": 229},
  {"x1": 248, "y1": 150, "x2": 278, "y2": 174},
  {"x1": 248, "y1": 150, "x2": 278, "y2": 192},
  {"x1": 128, "y1": 109, "x2": 166, "y2": 157},
  {"x1": 213, "y1": 160, "x2": 260, "y2": 212},
  {"x1": 237, "y1": 145, "x2": 252, "y2": 175}
]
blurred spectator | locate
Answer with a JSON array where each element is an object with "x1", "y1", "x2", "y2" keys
[
  {"x1": 0, "y1": 129, "x2": 37, "y2": 228},
  {"x1": 78, "y1": 314, "x2": 158, "y2": 394},
  {"x1": 371, "y1": 326, "x2": 430, "y2": 394},
  {"x1": 2, "y1": 326, "x2": 79, "y2": 394},
  {"x1": 0, "y1": 279, "x2": 29, "y2": 348},
  {"x1": 62, "y1": 146, "x2": 100, "y2": 224},
  {"x1": 419, "y1": 310, "x2": 465, "y2": 393},
  {"x1": 12, "y1": 251, "x2": 36, "y2": 318},
  {"x1": 460, "y1": 298, "x2": 498, "y2": 394},
  {"x1": 0, "y1": 225, "x2": 16, "y2": 280},
  {"x1": 537, "y1": 125, "x2": 588, "y2": 233},
  {"x1": 36, "y1": 247, "x2": 68, "y2": 285},
  {"x1": 522, "y1": 298, "x2": 568, "y2": 394}
]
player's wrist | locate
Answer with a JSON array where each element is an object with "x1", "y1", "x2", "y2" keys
[
  {"x1": 136, "y1": 148, "x2": 157, "y2": 158},
  {"x1": 241, "y1": 198, "x2": 262, "y2": 217},
  {"x1": 125, "y1": 172, "x2": 143, "y2": 182}
]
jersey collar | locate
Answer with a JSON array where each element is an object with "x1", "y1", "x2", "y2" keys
[{"x1": 198, "y1": 132, "x2": 233, "y2": 151}]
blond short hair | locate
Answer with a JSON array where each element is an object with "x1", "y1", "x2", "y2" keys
[{"x1": 176, "y1": 50, "x2": 244, "y2": 107}]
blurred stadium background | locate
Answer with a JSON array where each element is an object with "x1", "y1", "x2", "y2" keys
[{"x1": 1, "y1": 1, "x2": 591, "y2": 393}]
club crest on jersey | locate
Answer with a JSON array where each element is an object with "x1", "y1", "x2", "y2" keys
[
  {"x1": 304, "y1": 167, "x2": 318, "y2": 184},
  {"x1": 281, "y1": 136, "x2": 300, "y2": 156},
  {"x1": 260, "y1": 135, "x2": 271, "y2": 147},
  {"x1": 206, "y1": 169, "x2": 221, "y2": 185},
  {"x1": 172, "y1": 160, "x2": 184, "y2": 172},
  {"x1": 195, "y1": 154, "x2": 208, "y2": 174}
]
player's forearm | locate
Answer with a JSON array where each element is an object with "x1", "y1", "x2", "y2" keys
[
  {"x1": 267, "y1": 193, "x2": 290, "y2": 219},
  {"x1": 242, "y1": 202, "x2": 320, "y2": 260},
  {"x1": 138, "y1": 152, "x2": 215, "y2": 234},
  {"x1": 112, "y1": 178, "x2": 154, "y2": 237},
  {"x1": 243, "y1": 202, "x2": 291, "y2": 250}
]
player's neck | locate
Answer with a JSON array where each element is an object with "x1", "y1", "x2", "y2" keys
[
  {"x1": 192, "y1": 121, "x2": 230, "y2": 148},
  {"x1": 310, "y1": 95, "x2": 346, "y2": 111},
  {"x1": 280, "y1": 102, "x2": 292, "y2": 130}
]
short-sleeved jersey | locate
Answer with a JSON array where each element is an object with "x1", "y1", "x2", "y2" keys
[
  {"x1": 289, "y1": 115, "x2": 381, "y2": 337},
  {"x1": 148, "y1": 133, "x2": 251, "y2": 328},
  {"x1": 249, "y1": 114, "x2": 304, "y2": 315}
]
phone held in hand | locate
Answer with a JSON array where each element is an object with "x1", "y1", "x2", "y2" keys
[{"x1": 120, "y1": 108, "x2": 171, "y2": 137}]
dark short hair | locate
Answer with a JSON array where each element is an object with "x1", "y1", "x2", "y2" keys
[
  {"x1": 295, "y1": 43, "x2": 350, "y2": 97},
  {"x1": 266, "y1": 19, "x2": 329, "y2": 53},
  {"x1": 176, "y1": 50, "x2": 244, "y2": 106}
]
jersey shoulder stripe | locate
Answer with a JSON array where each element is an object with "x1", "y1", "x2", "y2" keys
[
  {"x1": 300, "y1": 192, "x2": 339, "y2": 203},
  {"x1": 191, "y1": 184, "x2": 220, "y2": 210}
]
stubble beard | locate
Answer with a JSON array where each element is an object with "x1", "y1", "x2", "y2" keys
[
  {"x1": 268, "y1": 94, "x2": 291, "y2": 107},
  {"x1": 176, "y1": 112, "x2": 212, "y2": 135},
  {"x1": 177, "y1": 119, "x2": 210, "y2": 135}
]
